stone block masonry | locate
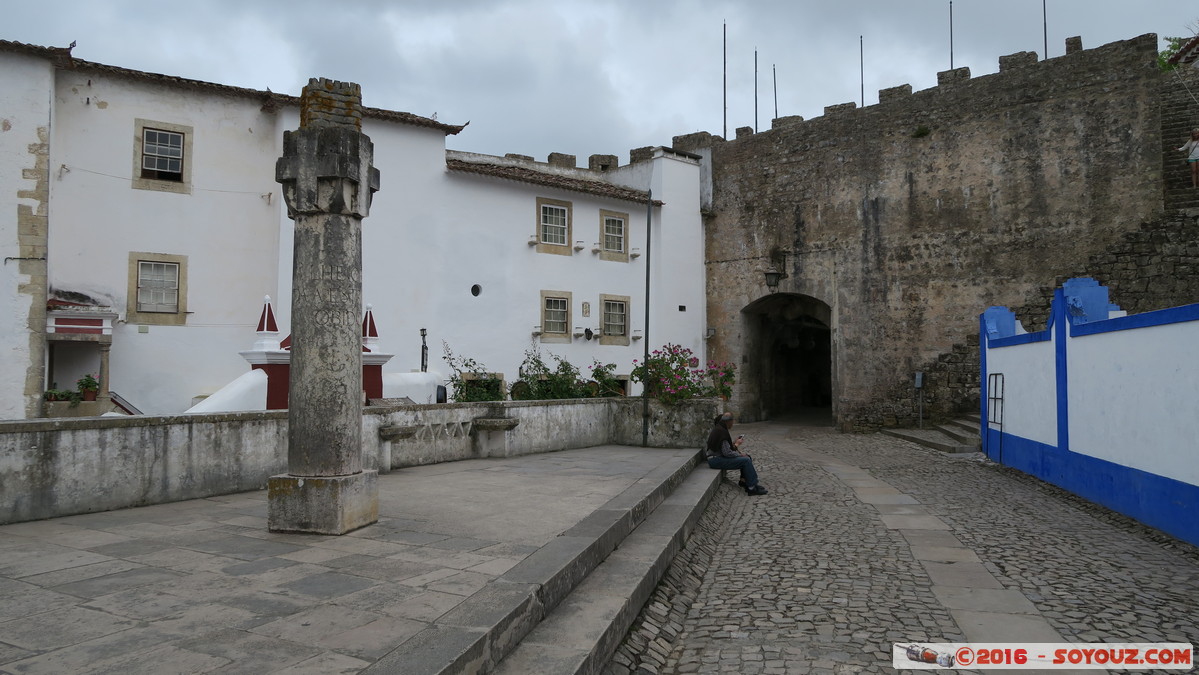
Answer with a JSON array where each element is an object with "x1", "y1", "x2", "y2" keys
[
  {"x1": 298, "y1": 78, "x2": 364, "y2": 130},
  {"x1": 17, "y1": 127, "x2": 50, "y2": 419},
  {"x1": 684, "y1": 34, "x2": 1166, "y2": 429}
]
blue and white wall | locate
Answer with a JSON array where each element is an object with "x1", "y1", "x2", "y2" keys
[{"x1": 981, "y1": 278, "x2": 1199, "y2": 546}]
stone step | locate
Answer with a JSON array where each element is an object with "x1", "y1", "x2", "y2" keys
[
  {"x1": 936, "y1": 421, "x2": 981, "y2": 446},
  {"x1": 362, "y1": 450, "x2": 712, "y2": 675},
  {"x1": 492, "y1": 466, "x2": 720, "y2": 675},
  {"x1": 880, "y1": 427, "x2": 977, "y2": 454}
]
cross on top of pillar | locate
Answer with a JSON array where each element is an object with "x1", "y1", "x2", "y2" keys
[
  {"x1": 299, "y1": 78, "x2": 364, "y2": 131},
  {"x1": 276, "y1": 78, "x2": 379, "y2": 219}
]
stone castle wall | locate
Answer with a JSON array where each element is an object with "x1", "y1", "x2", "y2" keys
[{"x1": 679, "y1": 34, "x2": 1167, "y2": 429}]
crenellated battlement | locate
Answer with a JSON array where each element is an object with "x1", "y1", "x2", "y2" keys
[
  {"x1": 696, "y1": 31, "x2": 1170, "y2": 430},
  {"x1": 675, "y1": 33, "x2": 1159, "y2": 149}
]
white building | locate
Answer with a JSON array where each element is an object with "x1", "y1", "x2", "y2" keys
[{"x1": 0, "y1": 40, "x2": 707, "y2": 419}]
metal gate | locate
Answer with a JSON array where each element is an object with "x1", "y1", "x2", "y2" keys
[{"x1": 987, "y1": 372, "x2": 1004, "y2": 463}]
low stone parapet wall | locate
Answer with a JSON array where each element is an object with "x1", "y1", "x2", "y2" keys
[{"x1": 0, "y1": 398, "x2": 718, "y2": 524}]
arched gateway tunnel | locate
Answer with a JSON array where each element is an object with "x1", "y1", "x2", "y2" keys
[{"x1": 740, "y1": 292, "x2": 834, "y2": 425}]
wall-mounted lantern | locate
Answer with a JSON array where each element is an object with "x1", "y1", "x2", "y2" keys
[{"x1": 764, "y1": 266, "x2": 782, "y2": 292}]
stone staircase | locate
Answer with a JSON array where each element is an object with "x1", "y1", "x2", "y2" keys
[
  {"x1": 364, "y1": 451, "x2": 720, "y2": 675},
  {"x1": 881, "y1": 413, "x2": 982, "y2": 455},
  {"x1": 1161, "y1": 66, "x2": 1199, "y2": 211}
]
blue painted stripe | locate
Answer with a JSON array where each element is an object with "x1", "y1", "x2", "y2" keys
[
  {"x1": 1053, "y1": 289, "x2": 1069, "y2": 454},
  {"x1": 992, "y1": 432, "x2": 1199, "y2": 547},
  {"x1": 988, "y1": 330, "x2": 1052, "y2": 347},
  {"x1": 979, "y1": 313, "x2": 991, "y2": 460},
  {"x1": 1070, "y1": 302, "x2": 1199, "y2": 336}
]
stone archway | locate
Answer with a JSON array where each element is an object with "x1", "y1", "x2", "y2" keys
[{"x1": 742, "y1": 293, "x2": 833, "y2": 425}]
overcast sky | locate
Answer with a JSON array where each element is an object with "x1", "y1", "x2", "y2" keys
[{"x1": 4, "y1": 1, "x2": 1196, "y2": 162}]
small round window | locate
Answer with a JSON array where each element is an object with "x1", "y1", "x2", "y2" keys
[{"x1": 470, "y1": 284, "x2": 482, "y2": 297}]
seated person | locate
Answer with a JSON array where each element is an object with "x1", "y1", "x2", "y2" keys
[{"x1": 705, "y1": 412, "x2": 768, "y2": 495}]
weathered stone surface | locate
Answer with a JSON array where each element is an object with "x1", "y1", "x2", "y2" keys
[
  {"x1": 267, "y1": 471, "x2": 379, "y2": 534},
  {"x1": 548, "y1": 152, "x2": 577, "y2": 168},
  {"x1": 273, "y1": 77, "x2": 380, "y2": 533},
  {"x1": 589, "y1": 154, "x2": 619, "y2": 171},
  {"x1": 877, "y1": 84, "x2": 911, "y2": 103},
  {"x1": 998, "y1": 51, "x2": 1037, "y2": 71},
  {"x1": 936, "y1": 65, "x2": 971, "y2": 84},
  {"x1": 698, "y1": 35, "x2": 1179, "y2": 430}
]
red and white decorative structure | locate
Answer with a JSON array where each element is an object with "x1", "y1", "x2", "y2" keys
[{"x1": 237, "y1": 295, "x2": 393, "y2": 410}]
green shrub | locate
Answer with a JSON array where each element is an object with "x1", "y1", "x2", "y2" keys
[
  {"x1": 512, "y1": 345, "x2": 588, "y2": 400},
  {"x1": 442, "y1": 343, "x2": 504, "y2": 402},
  {"x1": 589, "y1": 360, "x2": 624, "y2": 397}
]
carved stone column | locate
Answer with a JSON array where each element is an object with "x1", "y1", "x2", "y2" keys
[
  {"x1": 97, "y1": 342, "x2": 111, "y2": 404},
  {"x1": 268, "y1": 78, "x2": 381, "y2": 534}
]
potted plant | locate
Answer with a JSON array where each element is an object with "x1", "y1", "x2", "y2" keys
[
  {"x1": 44, "y1": 387, "x2": 82, "y2": 406},
  {"x1": 77, "y1": 373, "x2": 100, "y2": 401}
]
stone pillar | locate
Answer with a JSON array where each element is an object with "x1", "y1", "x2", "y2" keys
[
  {"x1": 269, "y1": 78, "x2": 381, "y2": 534},
  {"x1": 97, "y1": 342, "x2": 111, "y2": 403}
]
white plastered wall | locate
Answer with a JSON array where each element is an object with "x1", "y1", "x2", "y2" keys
[
  {"x1": 7, "y1": 58, "x2": 707, "y2": 416},
  {"x1": 47, "y1": 71, "x2": 282, "y2": 414},
  {"x1": 1068, "y1": 321, "x2": 1199, "y2": 486},
  {"x1": 349, "y1": 133, "x2": 706, "y2": 395},
  {"x1": 0, "y1": 53, "x2": 54, "y2": 419},
  {"x1": 985, "y1": 332, "x2": 1057, "y2": 446}
]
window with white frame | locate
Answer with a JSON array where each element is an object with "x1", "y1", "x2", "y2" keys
[
  {"x1": 137, "y1": 261, "x2": 179, "y2": 312},
  {"x1": 599, "y1": 293, "x2": 631, "y2": 346},
  {"x1": 540, "y1": 290, "x2": 572, "y2": 344},
  {"x1": 599, "y1": 209, "x2": 630, "y2": 262},
  {"x1": 126, "y1": 252, "x2": 189, "y2": 325},
  {"x1": 141, "y1": 129, "x2": 184, "y2": 182},
  {"x1": 132, "y1": 119, "x2": 193, "y2": 194},
  {"x1": 535, "y1": 197, "x2": 572, "y2": 255},
  {"x1": 542, "y1": 205, "x2": 567, "y2": 244}
]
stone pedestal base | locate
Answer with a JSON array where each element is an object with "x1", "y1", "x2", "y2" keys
[{"x1": 268, "y1": 471, "x2": 379, "y2": 534}]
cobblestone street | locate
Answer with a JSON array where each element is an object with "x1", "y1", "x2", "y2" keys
[{"x1": 607, "y1": 421, "x2": 1199, "y2": 674}]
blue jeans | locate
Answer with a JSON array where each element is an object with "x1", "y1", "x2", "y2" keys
[{"x1": 707, "y1": 455, "x2": 758, "y2": 488}]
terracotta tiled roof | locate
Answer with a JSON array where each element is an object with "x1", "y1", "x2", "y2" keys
[
  {"x1": 1168, "y1": 35, "x2": 1199, "y2": 65},
  {"x1": 446, "y1": 159, "x2": 661, "y2": 205},
  {"x1": 0, "y1": 39, "x2": 466, "y2": 135}
]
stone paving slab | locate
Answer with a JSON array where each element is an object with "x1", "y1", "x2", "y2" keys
[
  {"x1": 0, "y1": 445, "x2": 696, "y2": 675},
  {"x1": 932, "y1": 586, "x2": 1041, "y2": 614}
]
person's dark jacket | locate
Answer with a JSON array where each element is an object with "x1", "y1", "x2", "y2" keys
[{"x1": 705, "y1": 423, "x2": 739, "y2": 459}]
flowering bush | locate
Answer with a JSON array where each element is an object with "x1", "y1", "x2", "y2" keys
[{"x1": 630, "y1": 343, "x2": 736, "y2": 405}]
